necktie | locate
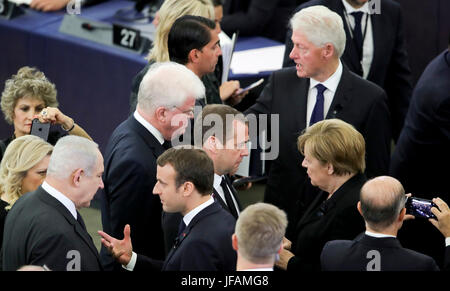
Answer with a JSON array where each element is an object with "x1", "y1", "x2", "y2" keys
[
  {"x1": 309, "y1": 84, "x2": 327, "y2": 126},
  {"x1": 76, "y1": 211, "x2": 87, "y2": 231},
  {"x1": 162, "y1": 140, "x2": 171, "y2": 150},
  {"x1": 351, "y1": 11, "x2": 364, "y2": 61},
  {"x1": 177, "y1": 220, "x2": 186, "y2": 236},
  {"x1": 221, "y1": 177, "x2": 238, "y2": 219}
]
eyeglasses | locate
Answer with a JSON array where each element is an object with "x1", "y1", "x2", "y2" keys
[{"x1": 172, "y1": 106, "x2": 194, "y2": 116}]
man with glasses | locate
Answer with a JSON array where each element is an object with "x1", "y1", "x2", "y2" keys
[{"x1": 99, "y1": 62, "x2": 204, "y2": 271}]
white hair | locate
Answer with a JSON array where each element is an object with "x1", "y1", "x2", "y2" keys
[
  {"x1": 46, "y1": 136, "x2": 99, "y2": 179},
  {"x1": 137, "y1": 62, "x2": 205, "y2": 114},
  {"x1": 290, "y1": 5, "x2": 346, "y2": 57}
]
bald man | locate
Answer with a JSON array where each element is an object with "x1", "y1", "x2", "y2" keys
[{"x1": 320, "y1": 176, "x2": 440, "y2": 271}]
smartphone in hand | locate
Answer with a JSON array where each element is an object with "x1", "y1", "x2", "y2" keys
[
  {"x1": 30, "y1": 118, "x2": 50, "y2": 141},
  {"x1": 405, "y1": 197, "x2": 438, "y2": 219}
]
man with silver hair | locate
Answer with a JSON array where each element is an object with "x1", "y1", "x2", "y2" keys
[
  {"x1": 232, "y1": 203, "x2": 287, "y2": 271},
  {"x1": 321, "y1": 176, "x2": 440, "y2": 271},
  {"x1": 284, "y1": 0, "x2": 412, "y2": 141},
  {"x1": 2, "y1": 136, "x2": 104, "y2": 271},
  {"x1": 246, "y1": 5, "x2": 391, "y2": 239},
  {"x1": 100, "y1": 62, "x2": 205, "y2": 271}
]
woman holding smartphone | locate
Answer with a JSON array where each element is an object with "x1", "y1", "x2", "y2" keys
[{"x1": 0, "y1": 66, "x2": 91, "y2": 160}]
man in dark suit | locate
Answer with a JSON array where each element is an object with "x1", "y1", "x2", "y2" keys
[
  {"x1": 321, "y1": 176, "x2": 440, "y2": 271},
  {"x1": 100, "y1": 62, "x2": 205, "y2": 270},
  {"x1": 283, "y1": 0, "x2": 412, "y2": 140},
  {"x1": 162, "y1": 104, "x2": 249, "y2": 252},
  {"x1": 246, "y1": 5, "x2": 391, "y2": 237},
  {"x1": 2, "y1": 136, "x2": 104, "y2": 271},
  {"x1": 99, "y1": 148, "x2": 237, "y2": 271},
  {"x1": 390, "y1": 47, "x2": 450, "y2": 266}
]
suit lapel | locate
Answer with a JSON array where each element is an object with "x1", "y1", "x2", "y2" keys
[
  {"x1": 212, "y1": 188, "x2": 228, "y2": 210},
  {"x1": 128, "y1": 116, "x2": 165, "y2": 158},
  {"x1": 163, "y1": 203, "x2": 221, "y2": 269},
  {"x1": 293, "y1": 77, "x2": 309, "y2": 133},
  {"x1": 366, "y1": 13, "x2": 382, "y2": 80},
  {"x1": 224, "y1": 175, "x2": 242, "y2": 212},
  {"x1": 36, "y1": 188, "x2": 101, "y2": 264},
  {"x1": 326, "y1": 66, "x2": 353, "y2": 119}
]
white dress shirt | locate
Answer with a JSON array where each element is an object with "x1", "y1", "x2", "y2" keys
[
  {"x1": 342, "y1": 0, "x2": 374, "y2": 79},
  {"x1": 365, "y1": 230, "x2": 396, "y2": 239},
  {"x1": 133, "y1": 110, "x2": 165, "y2": 145},
  {"x1": 307, "y1": 61, "x2": 343, "y2": 127},
  {"x1": 213, "y1": 174, "x2": 240, "y2": 216},
  {"x1": 42, "y1": 181, "x2": 77, "y2": 220}
]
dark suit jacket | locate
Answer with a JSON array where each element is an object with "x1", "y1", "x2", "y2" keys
[
  {"x1": 287, "y1": 173, "x2": 366, "y2": 271},
  {"x1": 283, "y1": 0, "x2": 412, "y2": 140},
  {"x1": 2, "y1": 187, "x2": 102, "y2": 271},
  {"x1": 134, "y1": 202, "x2": 237, "y2": 271},
  {"x1": 390, "y1": 49, "x2": 450, "y2": 267},
  {"x1": 162, "y1": 175, "x2": 242, "y2": 254},
  {"x1": 321, "y1": 233, "x2": 440, "y2": 271},
  {"x1": 221, "y1": 0, "x2": 296, "y2": 42},
  {"x1": 245, "y1": 65, "x2": 390, "y2": 237},
  {"x1": 100, "y1": 116, "x2": 166, "y2": 271}
]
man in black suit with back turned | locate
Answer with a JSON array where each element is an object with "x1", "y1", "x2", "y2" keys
[
  {"x1": 3, "y1": 136, "x2": 104, "y2": 271},
  {"x1": 321, "y1": 176, "x2": 445, "y2": 271},
  {"x1": 99, "y1": 62, "x2": 205, "y2": 270},
  {"x1": 245, "y1": 5, "x2": 391, "y2": 238},
  {"x1": 98, "y1": 148, "x2": 237, "y2": 271},
  {"x1": 390, "y1": 45, "x2": 450, "y2": 267},
  {"x1": 284, "y1": 0, "x2": 412, "y2": 141}
]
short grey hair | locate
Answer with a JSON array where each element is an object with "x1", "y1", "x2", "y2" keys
[
  {"x1": 46, "y1": 136, "x2": 99, "y2": 179},
  {"x1": 235, "y1": 203, "x2": 287, "y2": 264},
  {"x1": 290, "y1": 5, "x2": 346, "y2": 57},
  {"x1": 137, "y1": 62, "x2": 205, "y2": 114},
  {"x1": 360, "y1": 176, "x2": 406, "y2": 231}
]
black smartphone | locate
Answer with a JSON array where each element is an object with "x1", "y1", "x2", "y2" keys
[
  {"x1": 30, "y1": 118, "x2": 50, "y2": 141},
  {"x1": 405, "y1": 197, "x2": 437, "y2": 219}
]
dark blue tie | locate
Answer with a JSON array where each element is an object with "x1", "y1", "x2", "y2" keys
[
  {"x1": 351, "y1": 11, "x2": 364, "y2": 61},
  {"x1": 177, "y1": 220, "x2": 186, "y2": 236},
  {"x1": 309, "y1": 84, "x2": 327, "y2": 127}
]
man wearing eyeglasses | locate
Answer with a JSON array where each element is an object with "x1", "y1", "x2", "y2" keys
[{"x1": 99, "y1": 62, "x2": 204, "y2": 271}]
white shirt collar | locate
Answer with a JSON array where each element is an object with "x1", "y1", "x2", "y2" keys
[
  {"x1": 183, "y1": 197, "x2": 215, "y2": 227},
  {"x1": 309, "y1": 60, "x2": 343, "y2": 94},
  {"x1": 42, "y1": 181, "x2": 77, "y2": 220},
  {"x1": 133, "y1": 110, "x2": 165, "y2": 145},
  {"x1": 342, "y1": 0, "x2": 370, "y2": 14},
  {"x1": 213, "y1": 174, "x2": 223, "y2": 191},
  {"x1": 365, "y1": 230, "x2": 396, "y2": 239}
]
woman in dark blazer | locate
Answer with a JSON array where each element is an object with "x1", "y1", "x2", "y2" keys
[{"x1": 276, "y1": 119, "x2": 366, "y2": 271}]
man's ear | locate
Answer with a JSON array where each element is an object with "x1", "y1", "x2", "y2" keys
[
  {"x1": 182, "y1": 181, "x2": 194, "y2": 197},
  {"x1": 322, "y1": 43, "x2": 335, "y2": 59},
  {"x1": 357, "y1": 201, "x2": 363, "y2": 216},
  {"x1": 188, "y1": 49, "x2": 200, "y2": 64},
  {"x1": 204, "y1": 136, "x2": 218, "y2": 152},
  {"x1": 154, "y1": 106, "x2": 168, "y2": 123},
  {"x1": 72, "y1": 169, "x2": 84, "y2": 187},
  {"x1": 231, "y1": 233, "x2": 238, "y2": 251}
]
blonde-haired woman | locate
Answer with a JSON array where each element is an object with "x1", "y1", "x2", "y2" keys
[
  {"x1": 0, "y1": 66, "x2": 91, "y2": 160},
  {"x1": 130, "y1": 0, "x2": 244, "y2": 110},
  {"x1": 276, "y1": 119, "x2": 366, "y2": 271},
  {"x1": 0, "y1": 135, "x2": 53, "y2": 248}
]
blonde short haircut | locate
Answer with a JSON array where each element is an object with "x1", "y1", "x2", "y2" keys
[
  {"x1": 290, "y1": 5, "x2": 346, "y2": 58},
  {"x1": 147, "y1": 0, "x2": 215, "y2": 62},
  {"x1": 235, "y1": 203, "x2": 287, "y2": 264},
  {"x1": 297, "y1": 119, "x2": 366, "y2": 176},
  {"x1": 0, "y1": 135, "x2": 53, "y2": 209},
  {"x1": 1, "y1": 66, "x2": 58, "y2": 124}
]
